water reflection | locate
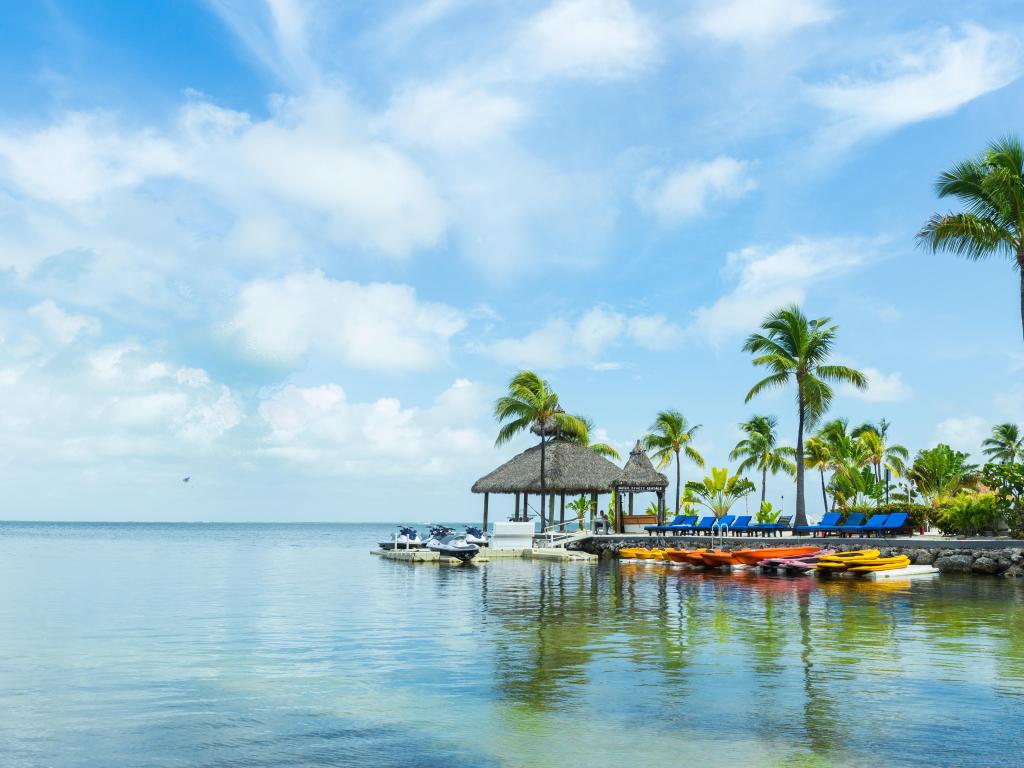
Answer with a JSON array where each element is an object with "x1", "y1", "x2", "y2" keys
[{"x1": 1, "y1": 524, "x2": 1022, "y2": 768}]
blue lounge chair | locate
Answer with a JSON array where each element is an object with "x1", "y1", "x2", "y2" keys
[
  {"x1": 645, "y1": 515, "x2": 697, "y2": 535},
  {"x1": 843, "y1": 513, "x2": 890, "y2": 537},
  {"x1": 832, "y1": 512, "x2": 867, "y2": 536},
  {"x1": 881, "y1": 512, "x2": 910, "y2": 536},
  {"x1": 645, "y1": 514, "x2": 685, "y2": 535},
  {"x1": 749, "y1": 515, "x2": 793, "y2": 537},
  {"x1": 729, "y1": 515, "x2": 753, "y2": 535},
  {"x1": 662, "y1": 515, "x2": 699, "y2": 534},
  {"x1": 688, "y1": 516, "x2": 717, "y2": 535},
  {"x1": 795, "y1": 512, "x2": 842, "y2": 537}
]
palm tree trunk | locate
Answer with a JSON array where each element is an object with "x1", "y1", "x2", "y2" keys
[
  {"x1": 795, "y1": 397, "x2": 807, "y2": 528},
  {"x1": 1019, "y1": 262, "x2": 1024, "y2": 342},
  {"x1": 674, "y1": 450, "x2": 681, "y2": 517},
  {"x1": 819, "y1": 469, "x2": 828, "y2": 513},
  {"x1": 761, "y1": 465, "x2": 768, "y2": 505}
]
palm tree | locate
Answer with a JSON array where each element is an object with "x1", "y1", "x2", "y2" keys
[
  {"x1": 982, "y1": 422, "x2": 1023, "y2": 464},
  {"x1": 908, "y1": 444, "x2": 978, "y2": 503},
  {"x1": 494, "y1": 371, "x2": 585, "y2": 522},
  {"x1": 729, "y1": 415, "x2": 796, "y2": 504},
  {"x1": 917, "y1": 135, "x2": 1024, "y2": 341},
  {"x1": 566, "y1": 416, "x2": 621, "y2": 460},
  {"x1": 743, "y1": 305, "x2": 868, "y2": 528},
  {"x1": 803, "y1": 436, "x2": 832, "y2": 513},
  {"x1": 643, "y1": 410, "x2": 705, "y2": 516}
]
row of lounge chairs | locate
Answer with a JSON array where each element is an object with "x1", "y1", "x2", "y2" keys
[
  {"x1": 645, "y1": 514, "x2": 793, "y2": 537},
  {"x1": 794, "y1": 512, "x2": 909, "y2": 537},
  {"x1": 645, "y1": 511, "x2": 911, "y2": 538}
]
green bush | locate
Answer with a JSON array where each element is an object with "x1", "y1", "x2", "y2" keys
[
  {"x1": 935, "y1": 492, "x2": 1004, "y2": 536},
  {"x1": 981, "y1": 462, "x2": 1024, "y2": 538}
]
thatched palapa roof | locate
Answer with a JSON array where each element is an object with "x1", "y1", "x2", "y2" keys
[
  {"x1": 615, "y1": 441, "x2": 668, "y2": 491},
  {"x1": 471, "y1": 438, "x2": 624, "y2": 494}
]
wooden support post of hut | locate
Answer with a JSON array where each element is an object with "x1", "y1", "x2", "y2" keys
[
  {"x1": 471, "y1": 438, "x2": 625, "y2": 536},
  {"x1": 590, "y1": 492, "x2": 598, "y2": 529},
  {"x1": 613, "y1": 440, "x2": 669, "y2": 532},
  {"x1": 559, "y1": 494, "x2": 565, "y2": 528},
  {"x1": 483, "y1": 492, "x2": 489, "y2": 532}
]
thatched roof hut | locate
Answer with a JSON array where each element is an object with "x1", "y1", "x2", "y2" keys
[
  {"x1": 472, "y1": 438, "x2": 623, "y2": 494},
  {"x1": 615, "y1": 441, "x2": 668, "y2": 492}
]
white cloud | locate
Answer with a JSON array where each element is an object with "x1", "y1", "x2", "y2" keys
[
  {"x1": 257, "y1": 378, "x2": 492, "y2": 475},
  {"x1": 225, "y1": 271, "x2": 466, "y2": 371},
  {"x1": 693, "y1": 0, "x2": 834, "y2": 46},
  {"x1": 519, "y1": 0, "x2": 657, "y2": 80},
  {"x1": 486, "y1": 307, "x2": 681, "y2": 368},
  {"x1": 933, "y1": 416, "x2": 987, "y2": 454},
  {"x1": 0, "y1": 309, "x2": 242, "y2": 470},
  {"x1": 27, "y1": 300, "x2": 100, "y2": 345},
  {"x1": 635, "y1": 156, "x2": 756, "y2": 223},
  {"x1": 811, "y1": 24, "x2": 1023, "y2": 143},
  {"x1": 383, "y1": 82, "x2": 525, "y2": 150},
  {"x1": 691, "y1": 237, "x2": 873, "y2": 342},
  {"x1": 0, "y1": 112, "x2": 182, "y2": 204},
  {"x1": 840, "y1": 367, "x2": 911, "y2": 403}
]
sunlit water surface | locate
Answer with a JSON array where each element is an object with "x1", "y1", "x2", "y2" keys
[{"x1": 1, "y1": 522, "x2": 1023, "y2": 767}]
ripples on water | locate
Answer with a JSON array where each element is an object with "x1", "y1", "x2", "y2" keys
[{"x1": 1, "y1": 522, "x2": 1022, "y2": 767}]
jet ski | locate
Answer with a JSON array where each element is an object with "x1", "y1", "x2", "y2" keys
[
  {"x1": 425, "y1": 525, "x2": 480, "y2": 563},
  {"x1": 464, "y1": 526, "x2": 490, "y2": 547},
  {"x1": 378, "y1": 526, "x2": 424, "y2": 550}
]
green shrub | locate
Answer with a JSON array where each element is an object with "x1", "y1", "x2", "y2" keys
[
  {"x1": 981, "y1": 462, "x2": 1024, "y2": 538},
  {"x1": 756, "y1": 500, "x2": 780, "y2": 524},
  {"x1": 935, "y1": 492, "x2": 1004, "y2": 536}
]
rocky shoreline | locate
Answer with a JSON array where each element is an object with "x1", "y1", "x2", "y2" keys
[{"x1": 569, "y1": 536, "x2": 1024, "y2": 577}]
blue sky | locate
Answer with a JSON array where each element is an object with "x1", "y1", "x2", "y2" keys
[{"x1": 1, "y1": 0, "x2": 1023, "y2": 522}]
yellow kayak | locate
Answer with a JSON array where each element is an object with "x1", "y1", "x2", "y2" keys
[
  {"x1": 816, "y1": 550, "x2": 882, "y2": 571},
  {"x1": 817, "y1": 549, "x2": 880, "y2": 562},
  {"x1": 619, "y1": 548, "x2": 646, "y2": 559},
  {"x1": 841, "y1": 555, "x2": 909, "y2": 567}
]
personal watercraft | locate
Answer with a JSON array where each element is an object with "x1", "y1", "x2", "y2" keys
[
  {"x1": 378, "y1": 526, "x2": 424, "y2": 550},
  {"x1": 464, "y1": 526, "x2": 490, "y2": 547},
  {"x1": 425, "y1": 525, "x2": 480, "y2": 563}
]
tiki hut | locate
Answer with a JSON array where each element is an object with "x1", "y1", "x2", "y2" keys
[
  {"x1": 471, "y1": 439, "x2": 624, "y2": 531},
  {"x1": 612, "y1": 441, "x2": 669, "y2": 532}
]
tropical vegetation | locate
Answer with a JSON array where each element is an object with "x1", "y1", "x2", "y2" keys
[
  {"x1": 982, "y1": 423, "x2": 1024, "y2": 464},
  {"x1": 684, "y1": 468, "x2": 756, "y2": 519},
  {"x1": 742, "y1": 305, "x2": 868, "y2": 528},
  {"x1": 917, "y1": 134, "x2": 1024, "y2": 341},
  {"x1": 729, "y1": 414, "x2": 795, "y2": 505},
  {"x1": 643, "y1": 410, "x2": 705, "y2": 518}
]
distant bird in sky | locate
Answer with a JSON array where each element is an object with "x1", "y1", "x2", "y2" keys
[{"x1": 182, "y1": 476, "x2": 191, "y2": 483}]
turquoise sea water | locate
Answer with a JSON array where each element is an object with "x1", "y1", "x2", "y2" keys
[{"x1": 1, "y1": 522, "x2": 1023, "y2": 768}]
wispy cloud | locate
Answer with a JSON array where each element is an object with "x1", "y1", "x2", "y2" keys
[
  {"x1": 635, "y1": 156, "x2": 756, "y2": 223},
  {"x1": 840, "y1": 367, "x2": 911, "y2": 403},
  {"x1": 484, "y1": 307, "x2": 681, "y2": 369},
  {"x1": 692, "y1": 0, "x2": 835, "y2": 47},
  {"x1": 690, "y1": 237, "x2": 877, "y2": 343},
  {"x1": 810, "y1": 24, "x2": 1023, "y2": 145}
]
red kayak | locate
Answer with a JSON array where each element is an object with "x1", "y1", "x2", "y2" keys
[{"x1": 731, "y1": 546, "x2": 820, "y2": 566}]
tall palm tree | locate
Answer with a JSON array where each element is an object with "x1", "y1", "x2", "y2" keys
[
  {"x1": 643, "y1": 410, "x2": 705, "y2": 517},
  {"x1": 729, "y1": 414, "x2": 796, "y2": 504},
  {"x1": 743, "y1": 305, "x2": 868, "y2": 528},
  {"x1": 566, "y1": 416, "x2": 620, "y2": 460},
  {"x1": 917, "y1": 135, "x2": 1024, "y2": 341},
  {"x1": 494, "y1": 371, "x2": 585, "y2": 522},
  {"x1": 982, "y1": 422, "x2": 1024, "y2": 464},
  {"x1": 803, "y1": 436, "x2": 832, "y2": 513}
]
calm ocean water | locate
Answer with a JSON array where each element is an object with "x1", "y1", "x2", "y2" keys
[{"x1": 1, "y1": 522, "x2": 1023, "y2": 768}]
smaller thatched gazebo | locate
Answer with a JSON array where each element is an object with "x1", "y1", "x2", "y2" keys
[
  {"x1": 612, "y1": 441, "x2": 669, "y2": 533},
  {"x1": 471, "y1": 439, "x2": 624, "y2": 530}
]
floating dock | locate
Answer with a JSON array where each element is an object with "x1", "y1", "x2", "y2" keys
[
  {"x1": 856, "y1": 564, "x2": 939, "y2": 580},
  {"x1": 371, "y1": 547, "x2": 597, "y2": 564}
]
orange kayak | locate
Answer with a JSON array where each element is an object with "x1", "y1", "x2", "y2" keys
[
  {"x1": 663, "y1": 549, "x2": 690, "y2": 563},
  {"x1": 682, "y1": 549, "x2": 708, "y2": 566},
  {"x1": 731, "y1": 546, "x2": 821, "y2": 566},
  {"x1": 699, "y1": 550, "x2": 742, "y2": 568}
]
